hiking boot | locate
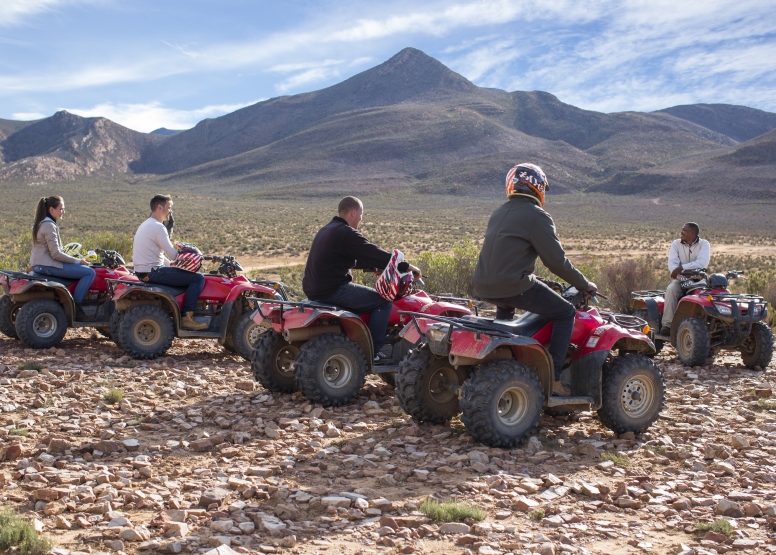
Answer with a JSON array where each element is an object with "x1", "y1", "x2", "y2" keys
[
  {"x1": 374, "y1": 351, "x2": 391, "y2": 364},
  {"x1": 552, "y1": 381, "x2": 571, "y2": 396},
  {"x1": 660, "y1": 325, "x2": 670, "y2": 336},
  {"x1": 181, "y1": 311, "x2": 208, "y2": 331}
]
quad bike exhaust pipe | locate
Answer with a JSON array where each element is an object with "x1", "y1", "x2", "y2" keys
[{"x1": 283, "y1": 325, "x2": 341, "y2": 342}]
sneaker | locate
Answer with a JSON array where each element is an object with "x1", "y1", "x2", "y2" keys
[
  {"x1": 552, "y1": 381, "x2": 571, "y2": 396},
  {"x1": 374, "y1": 351, "x2": 391, "y2": 364}
]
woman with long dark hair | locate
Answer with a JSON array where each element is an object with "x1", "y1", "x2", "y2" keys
[{"x1": 30, "y1": 196, "x2": 96, "y2": 308}]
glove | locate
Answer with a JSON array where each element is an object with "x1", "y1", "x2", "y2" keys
[{"x1": 164, "y1": 213, "x2": 174, "y2": 238}]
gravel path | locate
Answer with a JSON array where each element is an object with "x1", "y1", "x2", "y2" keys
[{"x1": 1, "y1": 329, "x2": 775, "y2": 555}]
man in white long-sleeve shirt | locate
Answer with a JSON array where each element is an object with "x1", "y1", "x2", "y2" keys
[
  {"x1": 132, "y1": 195, "x2": 207, "y2": 331},
  {"x1": 661, "y1": 222, "x2": 711, "y2": 335}
]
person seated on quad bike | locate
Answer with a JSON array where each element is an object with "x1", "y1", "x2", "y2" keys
[
  {"x1": 132, "y1": 194, "x2": 207, "y2": 331},
  {"x1": 29, "y1": 196, "x2": 96, "y2": 318},
  {"x1": 472, "y1": 163, "x2": 597, "y2": 397},
  {"x1": 302, "y1": 196, "x2": 422, "y2": 362},
  {"x1": 660, "y1": 222, "x2": 711, "y2": 335}
]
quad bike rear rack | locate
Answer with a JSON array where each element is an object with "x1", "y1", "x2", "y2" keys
[{"x1": 705, "y1": 293, "x2": 766, "y2": 347}]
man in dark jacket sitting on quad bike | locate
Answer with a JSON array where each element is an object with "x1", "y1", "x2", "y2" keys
[
  {"x1": 303, "y1": 196, "x2": 421, "y2": 361},
  {"x1": 472, "y1": 163, "x2": 597, "y2": 396}
]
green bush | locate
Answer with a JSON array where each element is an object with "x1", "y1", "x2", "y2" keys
[
  {"x1": 419, "y1": 498, "x2": 486, "y2": 523},
  {"x1": 103, "y1": 388, "x2": 124, "y2": 404},
  {"x1": 0, "y1": 508, "x2": 52, "y2": 555},
  {"x1": 413, "y1": 238, "x2": 480, "y2": 298}
]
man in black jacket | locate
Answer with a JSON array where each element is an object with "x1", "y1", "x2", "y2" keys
[
  {"x1": 303, "y1": 196, "x2": 421, "y2": 360},
  {"x1": 472, "y1": 163, "x2": 596, "y2": 395}
]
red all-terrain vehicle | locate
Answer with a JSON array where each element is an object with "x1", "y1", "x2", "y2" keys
[
  {"x1": 396, "y1": 283, "x2": 664, "y2": 447},
  {"x1": 0, "y1": 249, "x2": 137, "y2": 348},
  {"x1": 631, "y1": 269, "x2": 773, "y2": 368},
  {"x1": 248, "y1": 290, "x2": 473, "y2": 406},
  {"x1": 107, "y1": 255, "x2": 288, "y2": 360}
]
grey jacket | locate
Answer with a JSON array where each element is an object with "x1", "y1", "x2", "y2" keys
[
  {"x1": 29, "y1": 218, "x2": 80, "y2": 269},
  {"x1": 472, "y1": 197, "x2": 589, "y2": 299}
]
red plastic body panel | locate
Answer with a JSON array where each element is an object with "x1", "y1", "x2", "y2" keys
[{"x1": 91, "y1": 267, "x2": 135, "y2": 292}]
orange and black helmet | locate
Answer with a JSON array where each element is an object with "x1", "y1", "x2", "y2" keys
[{"x1": 506, "y1": 163, "x2": 549, "y2": 206}]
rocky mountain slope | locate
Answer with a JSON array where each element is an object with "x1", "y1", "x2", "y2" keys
[{"x1": 1, "y1": 48, "x2": 775, "y2": 197}]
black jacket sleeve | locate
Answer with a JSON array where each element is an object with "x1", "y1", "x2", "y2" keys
[
  {"x1": 343, "y1": 228, "x2": 392, "y2": 270},
  {"x1": 530, "y1": 211, "x2": 590, "y2": 291}
]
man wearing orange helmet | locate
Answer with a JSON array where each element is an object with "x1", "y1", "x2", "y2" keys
[{"x1": 472, "y1": 163, "x2": 597, "y2": 396}]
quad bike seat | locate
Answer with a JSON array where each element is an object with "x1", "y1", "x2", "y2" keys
[
  {"x1": 146, "y1": 283, "x2": 188, "y2": 298},
  {"x1": 463, "y1": 312, "x2": 551, "y2": 337},
  {"x1": 300, "y1": 299, "x2": 350, "y2": 311},
  {"x1": 31, "y1": 272, "x2": 77, "y2": 287}
]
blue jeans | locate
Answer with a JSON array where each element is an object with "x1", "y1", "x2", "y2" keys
[
  {"x1": 33, "y1": 264, "x2": 96, "y2": 303},
  {"x1": 148, "y1": 267, "x2": 205, "y2": 313},
  {"x1": 486, "y1": 280, "x2": 576, "y2": 379},
  {"x1": 318, "y1": 282, "x2": 392, "y2": 352}
]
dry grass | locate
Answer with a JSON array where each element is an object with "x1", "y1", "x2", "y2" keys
[
  {"x1": 0, "y1": 508, "x2": 52, "y2": 555},
  {"x1": 419, "y1": 498, "x2": 486, "y2": 523}
]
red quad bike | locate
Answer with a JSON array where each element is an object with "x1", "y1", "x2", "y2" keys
[
  {"x1": 107, "y1": 255, "x2": 288, "y2": 360},
  {"x1": 631, "y1": 269, "x2": 773, "y2": 369},
  {"x1": 248, "y1": 290, "x2": 474, "y2": 406},
  {"x1": 396, "y1": 282, "x2": 665, "y2": 448},
  {"x1": 0, "y1": 249, "x2": 137, "y2": 348}
]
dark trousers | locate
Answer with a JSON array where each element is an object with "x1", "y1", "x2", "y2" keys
[
  {"x1": 148, "y1": 267, "x2": 205, "y2": 313},
  {"x1": 486, "y1": 280, "x2": 576, "y2": 379},
  {"x1": 318, "y1": 282, "x2": 392, "y2": 352}
]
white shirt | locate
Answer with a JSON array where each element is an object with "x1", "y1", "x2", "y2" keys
[
  {"x1": 668, "y1": 238, "x2": 711, "y2": 273},
  {"x1": 132, "y1": 217, "x2": 178, "y2": 273}
]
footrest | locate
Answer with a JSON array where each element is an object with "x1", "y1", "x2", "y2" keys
[
  {"x1": 547, "y1": 396, "x2": 593, "y2": 407},
  {"x1": 654, "y1": 333, "x2": 670, "y2": 341},
  {"x1": 371, "y1": 365, "x2": 400, "y2": 374}
]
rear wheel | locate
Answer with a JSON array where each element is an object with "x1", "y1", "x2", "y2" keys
[
  {"x1": 295, "y1": 333, "x2": 367, "y2": 406},
  {"x1": 15, "y1": 298, "x2": 68, "y2": 349},
  {"x1": 740, "y1": 322, "x2": 774, "y2": 369},
  {"x1": 0, "y1": 296, "x2": 20, "y2": 339},
  {"x1": 117, "y1": 304, "x2": 174, "y2": 359},
  {"x1": 395, "y1": 345, "x2": 467, "y2": 423},
  {"x1": 230, "y1": 311, "x2": 266, "y2": 361},
  {"x1": 675, "y1": 317, "x2": 709, "y2": 366},
  {"x1": 460, "y1": 360, "x2": 543, "y2": 448},
  {"x1": 598, "y1": 355, "x2": 665, "y2": 434},
  {"x1": 251, "y1": 331, "x2": 299, "y2": 393}
]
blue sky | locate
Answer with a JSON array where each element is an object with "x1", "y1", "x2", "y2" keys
[{"x1": 2, "y1": 0, "x2": 775, "y2": 132}]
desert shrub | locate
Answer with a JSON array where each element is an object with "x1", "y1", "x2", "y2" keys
[
  {"x1": 103, "y1": 388, "x2": 124, "y2": 404},
  {"x1": 419, "y1": 498, "x2": 486, "y2": 523},
  {"x1": 0, "y1": 231, "x2": 33, "y2": 272},
  {"x1": 597, "y1": 258, "x2": 663, "y2": 314},
  {"x1": 695, "y1": 519, "x2": 733, "y2": 536},
  {"x1": 414, "y1": 238, "x2": 480, "y2": 298},
  {"x1": 0, "y1": 508, "x2": 52, "y2": 555}
]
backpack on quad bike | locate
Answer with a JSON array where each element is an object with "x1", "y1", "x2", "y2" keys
[
  {"x1": 631, "y1": 269, "x2": 772, "y2": 368},
  {"x1": 396, "y1": 281, "x2": 664, "y2": 447},
  {"x1": 0, "y1": 248, "x2": 137, "y2": 348},
  {"x1": 107, "y1": 252, "x2": 287, "y2": 360},
  {"x1": 247, "y1": 285, "x2": 475, "y2": 407}
]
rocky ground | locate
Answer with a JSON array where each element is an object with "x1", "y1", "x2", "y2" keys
[{"x1": 1, "y1": 330, "x2": 776, "y2": 555}]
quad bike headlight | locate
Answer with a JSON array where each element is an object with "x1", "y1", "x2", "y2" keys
[
  {"x1": 716, "y1": 305, "x2": 732, "y2": 316},
  {"x1": 753, "y1": 305, "x2": 763, "y2": 316},
  {"x1": 427, "y1": 326, "x2": 448, "y2": 343}
]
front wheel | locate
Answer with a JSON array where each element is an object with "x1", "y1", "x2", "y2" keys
[
  {"x1": 675, "y1": 317, "x2": 710, "y2": 367},
  {"x1": 460, "y1": 360, "x2": 543, "y2": 448},
  {"x1": 0, "y1": 296, "x2": 20, "y2": 339},
  {"x1": 597, "y1": 355, "x2": 665, "y2": 434},
  {"x1": 15, "y1": 298, "x2": 68, "y2": 349},
  {"x1": 395, "y1": 345, "x2": 467, "y2": 423},
  {"x1": 740, "y1": 322, "x2": 774, "y2": 369},
  {"x1": 230, "y1": 311, "x2": 267, "y2": 361},
  {"x1": 295, "y1": 333, "x2": 367, "y2": 407},
  {"x1": 117, "y1": 304, "x2": 174, "y2": 359},
  {"x1": 251, "y1": 331, "x2": 299, "y2": 393}
]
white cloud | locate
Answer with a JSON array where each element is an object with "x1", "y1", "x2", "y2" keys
[
  {"x1": 11, "y1": 111, "x2": 46, "y2": 120},
  {"x1": 0, "y1": 0, "x2": 96, "y2": 27},
  {"x1": 269, "y1": 59, "x2": 343, "y2": 73},
  {"x1": 66, "y1": 100, "x2": 262, "y2": 133}
]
